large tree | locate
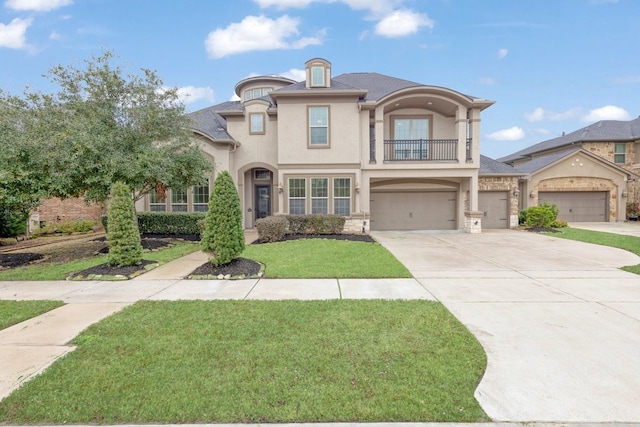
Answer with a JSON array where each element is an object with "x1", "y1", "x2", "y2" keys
[{"x1": 0, "y1": 50, "x2": 211, "y2": 208}]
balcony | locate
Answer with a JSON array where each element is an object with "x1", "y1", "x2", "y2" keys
[{"x1": 384, "y1": 139, "x2": 461, "y2": 161}]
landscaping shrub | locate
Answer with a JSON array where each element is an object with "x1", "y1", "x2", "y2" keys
[
  {"x1": 255, "y1": 216, "x2": 287, "y2": 242},
  {"x1": 201, "y1": 171, "x2": 245, "y2": 266},
  {"x1": 0, "y1": 208, "x2": 28, "y2": 238},
  {"x1": 106, "y1": 182, "x2": 143, "y2": 267},
  {"x1": 284, "y1": 214, "x2": 346, "y2": 235},
  {"x1": 102, "y1": 212, "x2": 205, "y2": 235},
  {"x1": 33, "y1": 219, "x2": 96, "y2": 236},
  {"x1": 525, "y1": 202, "x2": 559, "y2": 228}
]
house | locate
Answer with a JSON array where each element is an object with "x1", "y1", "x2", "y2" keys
[
  {"x1": 499, "y1": 117, "x2": 640, "y2": 222},
  {"x1": 136, "y1": 58, "x2": 499, "y2": 232}
]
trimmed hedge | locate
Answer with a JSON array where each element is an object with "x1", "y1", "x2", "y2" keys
[
  {"x1": 256, "y1": 214, "x2": 346, "y2": 242},
  {"x1": 101, "y1": 212, "x2": 205, "y2": 235}
]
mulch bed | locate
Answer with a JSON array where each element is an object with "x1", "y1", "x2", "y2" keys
[
  {"x1": 525, "y1": 227, "x2": 560, "y2": 233},
  {"x1": 0, "y1": 253, "x2": 45, "y2": 268},
  {"x1": 254, "y1": 233, "x2": 376, "y2": 244},
  {"x1": 188, "y1": 257, "x2": 263, "y2": 279},
  {"x1": 70, "y1": 259, "x2": 159, "y2": 280}
]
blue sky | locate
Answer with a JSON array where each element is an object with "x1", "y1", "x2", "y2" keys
[{"x1": 1, "y1": 0, "x2": 638, "y2": 159}]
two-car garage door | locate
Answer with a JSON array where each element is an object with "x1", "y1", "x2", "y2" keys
[
  {"x1": 538, "y1": 191, "x2": 608, "y2": 222},
  {"x1": 370, "y1": 191, "x2": 456, "y2": 230}
]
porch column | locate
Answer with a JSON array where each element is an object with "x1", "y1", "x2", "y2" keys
[
  {"x1": 455, "y1": 106, "x2": 468, "y2": 163},
  {"x1": 464, "y1": 174, "x2": 482, "y2": 233},
  {"x1": 469, "y1": 108, "x2": 481, "y2": 166},
  {"x1": 374, "y1": 108, "x2": 384, "y2": 164}
]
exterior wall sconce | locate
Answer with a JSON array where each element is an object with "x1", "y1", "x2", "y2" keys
[
  {"x1": 355, "y1": 184, "x2": 360, "y2": 194},
  {"x1": 278, "y1": 184, "x2": 283, "y2": 194},
  {"x1": 622, "y1": 190, "x2": 628, "y2": 198},
  {"x1": 512, "y1": 189, "x2": 520, "y2": 197},
  {"x1": 529, "y1": 191, "x2": 535, "y2": 199}
]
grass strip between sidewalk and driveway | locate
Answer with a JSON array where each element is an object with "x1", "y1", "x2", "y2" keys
[
  {"x1": 0, "y1": 300, "x2": 488, "y2": 424},
  {"x1": 551, "y1": 227, "x2": 640, "y2": 274},
  {"x1": 0, "y1": 300, "x2": 64, "y2": 330},
  {"x1": 242, "y1": 239, "x2": 412, "y2": 278}
]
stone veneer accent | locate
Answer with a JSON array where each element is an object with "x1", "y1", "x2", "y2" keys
[
  {"x1": 478, "y1": 176, "x2": 520, "y2": 228},
  {"x1": 533, "y1": 176, "x2": 617, "y2": 220}
]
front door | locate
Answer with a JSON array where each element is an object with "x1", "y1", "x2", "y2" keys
[{"x1": 255, "y1": 185, "x2": 271, "y2": 220}]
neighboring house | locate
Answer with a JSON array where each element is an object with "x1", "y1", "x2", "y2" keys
[
  {"x1": 499, "y1": 117, "x2": 640, "y2": 222},
  {"x1": 136, "y1": 58, "x2": 497, "y2": 232}
]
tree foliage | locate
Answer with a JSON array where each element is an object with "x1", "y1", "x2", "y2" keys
[
  {"x1": 0, "y1": 50, "x2": 211, "y2": 209},
  {"x1": 201, "y1": 171, "x2": 245, "y2": 266},
  {"x1": 106, "y1": 181, "x2": 143, "y2": 267}
]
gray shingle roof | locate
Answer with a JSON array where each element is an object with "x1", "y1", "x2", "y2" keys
[
  {"x1": 500, "y1": 117, "x2": 640, "y2": 163},
  {"x1": 479, "y1": 155, "x2": 524, "y2": 175},
  {"x1": 187, "y1": 101, "x2": 241, "y2": 141},
  {"x1": 511, "y1": 147, "x2": 581, "y2": 174}
]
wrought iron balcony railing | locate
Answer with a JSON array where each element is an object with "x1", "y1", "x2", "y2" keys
[{"x1": 383, "y1": 139, "x2": 458, "y2": 161}]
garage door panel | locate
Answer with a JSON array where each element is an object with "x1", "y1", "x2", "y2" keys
[
  {"x1": 370, "y1": 191, "x2": 456, "y2": 230},
  {"x1": 479, "y1": 191, "x2": 509, "y2": 229},
  {"x1": 539, "y1": 192, "x2": 608, "y2": 222}
]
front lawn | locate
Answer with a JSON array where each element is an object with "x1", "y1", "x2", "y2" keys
[
  {"x1": 551, "y1": 227, "x2": 640, "y2": 274},
  {"x1": 243, "y1": 239, "x2": 412, "y2": 278},
  {"x1": 0, "y1": 300, "x2": 64, "y2": 330},
  {"x1": 0, "y1": 300, "x2": 488, "y2": 423},
  {"x1": 0, "y1": 242, "x2": 200, "y2": 281}
]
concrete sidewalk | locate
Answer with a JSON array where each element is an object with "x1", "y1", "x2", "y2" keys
[{"x1": 2, "y1": 225, "x2": 640, "y2": 426}]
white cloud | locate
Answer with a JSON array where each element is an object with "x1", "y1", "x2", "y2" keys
[
  {"x1": 497, "y1": 48, "x2": 508, "y2": 59},
  {"x1": 49, "y1": 30, "x2": 62, "y2": 40},
  {"x1": 524, "y1": 107, "x2": 580, "y2": 122},
  {"x1": 176, "y1": 86, "x2": 215, "y2": 105},
  {"x1": 0, "y1": 17, "x2": 32, "y2": 49},
  {"x1": 487, "y1": 126, "x2": 525, "y2": 141},
  {"x1": 255, "y1": 0, "x2": 397, "y2": 17},
  {"x1": 582, "y1": 105, "x2": 630, "y2": 122},
  {"x1": 5, "y1": 0, "x2": 73, "y2": 11},
  {"x1": 478, "y1": 77, "x2": 496, "y2": 85},
  {"x1": 254, "y1": 0, "x2": 314, "y2": 8},
  {"x1": 205, "y1": 15, "x2": 322, "y2": 58},
  {"x1": 280, "y1": 67, "x2": 306, "y2": 81},
  {"x1": 375, "y1": 9, "x2": 433, "y2": 38}
]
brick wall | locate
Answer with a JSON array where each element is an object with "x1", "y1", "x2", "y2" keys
[{"x1": 35, "y1": 197, "x2": 104, "y2": 225}]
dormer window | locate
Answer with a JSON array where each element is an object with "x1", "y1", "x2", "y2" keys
[
  {"x1": 311, "y1": 66, "x2": 325, "y2": 87},
  {"x1": 244, "y1": 87, "x2": 274, "y2": 102},
  {"x1": 305, "y1": 58, "x2": 331, "y2": 89}
]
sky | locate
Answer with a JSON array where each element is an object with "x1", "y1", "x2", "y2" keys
[{"x1": 1, "y1": 0, "x2": 638, "y2": 159}]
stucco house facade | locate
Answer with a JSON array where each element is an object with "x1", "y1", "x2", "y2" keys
[
  {"x1": 136, "y1": 58, "x2": 497, "y2": 232},
  {"x1": 499, "y1": 117, "x2": 640, "y2": 222}
]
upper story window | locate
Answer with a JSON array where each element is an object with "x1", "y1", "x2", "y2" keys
[
  {"x1": 393, "y1": 117, "x2": 430, "y2": 140},
  {"x1": 311, "y1": 66, "x2": 325, "y2": 87},
  {"x1": 244, "y1": 87, "x2": 273, "y2": 102},
  {"x1": 614, "y1": 143, "x2": 626, "y2": 163},
  {"x1": 249, "y1": 113, "x2": 265, "y2": 134},
  {"x1": 309, "y1": 106, "x2": 329, "y2": 146}
]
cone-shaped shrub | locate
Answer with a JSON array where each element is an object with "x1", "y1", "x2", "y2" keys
[
  {"x1": 201, "y1": 171, "x2": 245, "y2": 266},
  {"x1": 106, "y1": 181, "x2": 143, "y2": 267}
]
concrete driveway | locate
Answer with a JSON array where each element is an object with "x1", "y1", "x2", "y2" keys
[{"x1": 371, "y1": 227, "x2": 640, "y2": 423}]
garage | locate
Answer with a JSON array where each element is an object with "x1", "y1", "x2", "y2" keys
[
  {"x1": 538, "y1": 191, "x2": 608, "y2": 222},
  {"x1": 370, "y1": 191, "x2": 456, "y2": 230},
  {"x1": 479, "y1": 191, "x2": 509, "y2": 229}
]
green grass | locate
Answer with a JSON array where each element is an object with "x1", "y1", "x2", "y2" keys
[
  {"x1": 242, "y1": 239, "x2": 412, "y2": 278},
  {"x1": 551, "y1": 227, "x2": 640, "y2": 274},
  {"x1": 0, "y1": 300, "x2": 64, "y2": 330},
  {"x1": 0, "y1": 300, "x2": 488, "y2": 423},
  {"x1": 0, "y1": 242, "x2": 200, "y2": 281}
]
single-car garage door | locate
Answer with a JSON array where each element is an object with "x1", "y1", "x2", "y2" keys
[
  {"x1": 539, "y1": 191, "x2": 608, "y2": 222},
  {"x1": 370, "y1": 191, "x2": 456, "y2": 230},
  {"x1": 479, "y1": 191, "x2": 509, "y2": 229}
]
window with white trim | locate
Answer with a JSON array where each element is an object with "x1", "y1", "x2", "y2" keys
[
  {"x1": 614, "y1": 143, "x2": 626, "y2": 163},
  {"x1": 311, "y1": 178, "x2": 328, "y2": 214},
  {"x1": 288, "y1": 178, "x2": 306, "y2": 214},
  {"x1": 250, "y1": 113, "x2": 264, "y2": 134},
  {"x1": 149, "y1": 188, "x2": 166, "y2": 212},
  {"x1": 193, "y1": 180, "x2": 209, "y2": 212},
  {"x1": 311, "y1": 66, "x2": 325, "y2": 87},
  {"x1": 171, "y1": 187, "x2": 188, "y2": 212},
  {"x1": 333, "y1": 178, "x2": 351, "y2": 216},
  {"x1": 309, "y1": 106, "x2": 329, "y2": 146}
]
